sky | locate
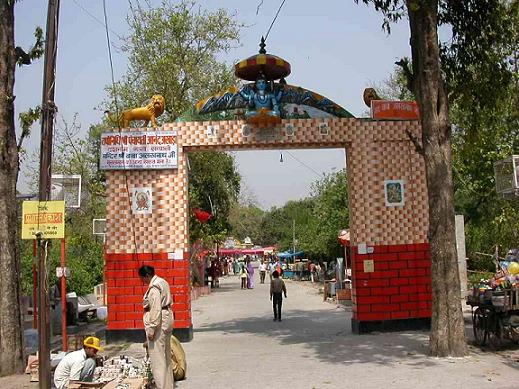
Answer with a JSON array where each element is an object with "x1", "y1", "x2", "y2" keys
[{"x1": 14, "y1": 0, "x2": 412, "y2": 209}]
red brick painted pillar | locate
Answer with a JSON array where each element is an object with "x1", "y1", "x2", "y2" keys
[
  {"x1": 105, "y1": 252, "x2": 192, "y2": 342},
  {"x1": 350, "y1": 243, "x2": 432, "y2": 333}
]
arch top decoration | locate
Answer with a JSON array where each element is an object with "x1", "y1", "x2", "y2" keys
[{"x1": 196, "y1": 40, "x2": 354, "y2": 126}]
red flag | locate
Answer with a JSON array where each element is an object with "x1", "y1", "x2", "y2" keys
[{"x1": 193, "y1": 208, "x2": 212, "y2": 223}]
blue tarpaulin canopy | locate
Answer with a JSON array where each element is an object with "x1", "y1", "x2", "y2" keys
[{"x1": 277, "y1": 250, "x2": 304, "y2": 259}]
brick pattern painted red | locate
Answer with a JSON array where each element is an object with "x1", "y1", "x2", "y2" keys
[
  {"x1": 351, "y1": 243, "x2": 431, "y2": 322},
  {"x1": 105, "y1": 252, "x2": 192, "y2": 331}
]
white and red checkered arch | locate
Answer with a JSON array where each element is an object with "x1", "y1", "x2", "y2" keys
[{"x1": 104, "y1": 118, "x2": 431, "y2": 342}]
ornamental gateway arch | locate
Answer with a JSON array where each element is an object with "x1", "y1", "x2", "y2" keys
[{"x1": 101, "y1": 114, "x2": 431, "y2": 342}]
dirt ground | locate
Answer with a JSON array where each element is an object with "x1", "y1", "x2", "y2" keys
[{"x1": 2, "y1": 273, "x2": 519, "y2": 389}]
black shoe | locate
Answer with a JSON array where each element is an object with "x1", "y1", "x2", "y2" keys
[
  {"x1": 278, "y1": 319, "x2": 282, "y2": 322},
  {"x1": 273, "y1": 318, "x2": 277, "y2": 321}
]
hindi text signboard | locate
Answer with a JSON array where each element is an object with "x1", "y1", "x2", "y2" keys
[
  {"x1": 371, "y1": 100, "x2": 420, "y2": 120},
  {"x1": 100, "y1": 130, "x2": 178, "y2": 170},
  {"x1": 22, "y1": 201, "x2": 65, "y2": 239}
]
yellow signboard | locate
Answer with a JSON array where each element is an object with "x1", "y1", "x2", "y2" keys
[{"x1": 22, "y1": 201, "x2": 65, "y2": 239}]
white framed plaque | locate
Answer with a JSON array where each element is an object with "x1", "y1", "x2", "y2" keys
[
  {"x1": 131, "y1": 187, "x2": 153, "y2": 214},
  {"x1": 100, "y1": 130, "x2": 178, "y2": 170},
  {"x1": 384, "y1": 179, "x2": 405, "y2": 207}
]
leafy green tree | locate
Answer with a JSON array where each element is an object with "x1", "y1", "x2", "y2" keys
[
  {"x1": 105, "y1": 0, "x2": 241, "y2": 121},
  {"x1": 21, "y1": 119, "x2": 107, "y2": 299},
  {"x1": 228, "y1": 202, "x2": 265, "y2": 245},
  {"x1": 445, "y1": 1, "x2": 518, "y2": 267},
  {"x1": 374, "y1": 4, "x2": 518, "y2": 271},
  {"x1": 255, "y1": 171, "x2": 348, "y2": 261},
  {"x1": 259, "y1": 199, "x2": 315, "y2": 252},
  {"x1": 355, "y1": 0, "x2": 517, "y2": 357},
  {"x1": 300, "y1": 170, "x2": 349, "y2": 260},
  {"x1": 188, "y1": 151, "x2": 240, "y2": 246}
]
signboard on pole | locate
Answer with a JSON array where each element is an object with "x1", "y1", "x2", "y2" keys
[
  {"x1": 22, "y1": 201, "x2": 65, "y2": 239},
  {"x1": 99, "y1": 130, "x2": 178, "y2": 170}
]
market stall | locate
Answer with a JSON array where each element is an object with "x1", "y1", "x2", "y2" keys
[{"x1": 467, "y1": 252, "x2": 519, "y2": 349}]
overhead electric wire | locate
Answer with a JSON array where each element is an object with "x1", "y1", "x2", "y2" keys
[
  {"x1": 72, "y1": 0, "x2": 124, "y2": 42},
  {"x1": 284, "y1": 150, "x2": 324, "y2": 179},
  {"x1": 102, "y1": 0, "x2": 120, "y2": 120},
  {"x1": 264, "y1": 0, "x2": 287, "y2": 42},
  {"x1": 102, "y1": 0, "x2": 139, "y2": 254}
]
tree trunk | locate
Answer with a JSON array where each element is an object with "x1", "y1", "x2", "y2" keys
[
  {"x1": 0, "y1": 0, "x2": 24, "y2": 376},
  {"x1": 407, "y1": 0, "x2": 467, "y2": 356}
]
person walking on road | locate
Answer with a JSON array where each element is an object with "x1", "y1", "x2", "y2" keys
[
  {"x1": 259, "y1": 260, "x2": 267, "y2": 284},
  {"x1": 139, "y1": 265, "x2": 175, "y2": 389},
  {"x1": 240, "y1": 263, "x2": 248, "y2": 289},
  {"x1": 268, "y1": 259, "x2": 276, "y2": 282},
  {"x1": 53, "y1": 336, "x2": 103, "y2": 389},
  {"x1": 270, "y1": 270, "x2": 287, "y2": 321},
  {"x1": 246, "y1": 256, "x2": 255, "y2": 289}
]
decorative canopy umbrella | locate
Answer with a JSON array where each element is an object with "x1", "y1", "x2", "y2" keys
[{"x1": 234, "y1": 37, "x2": 291, "y2": 82}]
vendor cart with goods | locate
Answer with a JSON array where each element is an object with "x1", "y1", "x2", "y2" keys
[{"x1": 467, "y1": 252, "x2": 519, "y2": 349}]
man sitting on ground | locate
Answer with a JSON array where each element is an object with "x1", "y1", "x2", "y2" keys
[{"x1": 54, "y1": 336, "x2": 102, "y2": 389}]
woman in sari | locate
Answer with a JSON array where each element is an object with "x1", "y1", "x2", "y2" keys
[{"x1": 246, "y1": 256, "x2": 255, "y2": 289}]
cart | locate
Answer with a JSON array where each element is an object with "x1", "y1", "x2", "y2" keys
[{"x1": 467, "y1": 288, "x2": 519, "y2": 348}]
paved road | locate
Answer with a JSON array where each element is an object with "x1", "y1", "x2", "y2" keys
[
  {"x1": 2, "y1": 271, "x2": 519, "y2": 388},
  {"x1": 171, "y1": 273, "x2": 519, "y2": 389}
]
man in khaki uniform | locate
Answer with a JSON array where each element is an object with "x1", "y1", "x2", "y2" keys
[{"x1": 139, "y1": 265, "x2": 174, "y2": 389}]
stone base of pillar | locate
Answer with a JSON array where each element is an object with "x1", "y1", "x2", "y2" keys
[
  {"x1": 351, "y1": 318, "x2": 430, "y2": 334},
  {"x1": 105, "y1": 326, "x2": 194, "y2": 344}
]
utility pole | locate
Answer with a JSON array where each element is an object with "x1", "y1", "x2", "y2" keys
[
  {"x1": 38, "y1": 1, "x2": 60, "y2": 388},
  {"x1": 292, "y1": 219, "x2": 295, "y2": 262}
]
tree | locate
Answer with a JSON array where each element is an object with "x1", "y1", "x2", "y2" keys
[
  {"x1": 105, "y1": 0, "x2": 243, "y2": 250},
  {"x1": 106, "y1": 0, "x2": 241, "y2": 121},
  {"x1": 20, "y1": 118, "x2": 107, "y2": 296},
  {"x1": 228, "y1": 202, "x2": 265, "y2": 244},
  {"x1": 375, "y1": 4, "x2": 519, "y2": 272},
  {"x1": 251, "y1": 170, "x2": 349, "y2": 260},
  {"x1": 0, "y1": 1, "x2": 43, "y2": 376},
  {"x1": 259, "y1": 199, "x2": 315, "y2": 251},
  {"x1": 356, "y1": 0, "x2": 517, "y2": 356},
  {"x1": 188, "y1": 151, "x2": 240, "y2": 246},
  {"x1": 447, "y1": 1, "x2": 519, "y2": 266},
  {"x1": 300, "y1": 170, "x2": 350, "y2": 260},
  {"x1": 355, "y1": 0, "x2": 459, "y2": 356}
]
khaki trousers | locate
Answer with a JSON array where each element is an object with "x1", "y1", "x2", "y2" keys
[{"x1": 149, "y1": 327, "x2": 174, "y2": 388}]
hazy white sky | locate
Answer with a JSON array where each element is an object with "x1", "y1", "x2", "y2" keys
[{"x1": 14, "y1": 0, "x2": 411, "y2": 209}]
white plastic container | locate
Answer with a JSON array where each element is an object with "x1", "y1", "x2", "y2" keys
[{"x1": 97, "y1": 306, "x2": 108, "y2": 320}]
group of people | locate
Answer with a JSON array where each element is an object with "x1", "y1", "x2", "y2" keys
[
  {"x1": 53, "y1": 257, "x2": 290, "y2": 389},
  {"x1": 239, "y1": 256, "x2": 255, "y2": 289},
  {"x1": 207, "y1": 256, "x2": 250, "y2": 288},
  {"x1": 54, "y1": 265, "x2": 184, "y2": 389},
  {"x1": 238, "y1": 256, "x2": 288, "y2": 322}
]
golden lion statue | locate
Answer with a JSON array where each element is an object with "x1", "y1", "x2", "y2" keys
[{"x1": 107, "y1": 95, "x2": 165, "y2": 128}]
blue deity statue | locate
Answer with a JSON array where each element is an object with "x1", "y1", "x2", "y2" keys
[{"x1": 239, "y1": 76, "x2": 281, "y2": 121}]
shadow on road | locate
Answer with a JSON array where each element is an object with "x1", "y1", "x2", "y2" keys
[{"x1": 194, "y1": 308, "x2": 436, "y2": 367}]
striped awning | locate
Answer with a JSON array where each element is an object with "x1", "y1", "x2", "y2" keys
[{"x1": 235, "y1": 53, "x2": 291, "y2": 81}]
